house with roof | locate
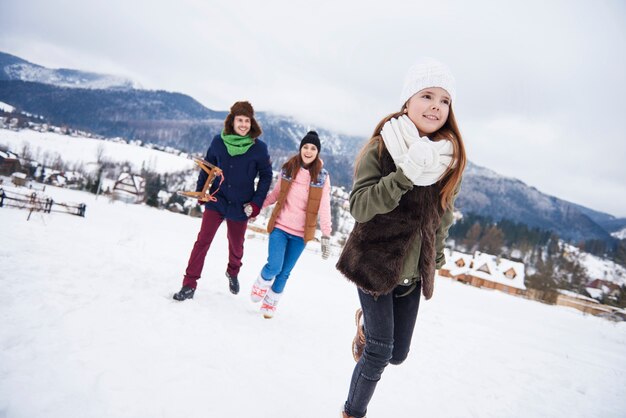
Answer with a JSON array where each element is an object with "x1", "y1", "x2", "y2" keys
[
  {"x1": 585, "y1": 279, "x2": 622, "y2": 301},
  {"x1": 554, "y1": 289, "x2": 621, "y2": 317},
  {"x1": 43, "y1": 170, "x2": 85, "y2": 188},
  {"x1": 45, "y1": 172, "x2": 68, "y2": 187},
  {"x1": 10, "y1": 171, "x2": 28, "y2": 187},
  {"x1": 0, "y1": 150, "x2": 22, "y2": 176},
  {"x1": 112, "y1": 172, "x2": 145, "y2": 204},
  {"x1": 440, "y1": 249, "x2": 526, "y2": 296}
]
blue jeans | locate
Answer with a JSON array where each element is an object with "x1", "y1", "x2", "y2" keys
[
  {"x1": 260, "y1": 228, "x2": 306, "y2": 294},
  {"x1": 344, "y1": 285, "x2": 422, "y2": 418}
]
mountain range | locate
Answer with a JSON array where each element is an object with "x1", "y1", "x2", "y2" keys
[{"x1": 1, "y1": 51, "x2": 625, "y2": 243}]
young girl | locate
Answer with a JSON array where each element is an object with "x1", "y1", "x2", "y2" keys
[
  {"x1": 250, "y1": 131, "x2": 332, "y2": 318},
  {"x1": 336, "y1": 58, "x2": 466, "y2": 418}
]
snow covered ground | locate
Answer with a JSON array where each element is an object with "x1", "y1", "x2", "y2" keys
[
  {"x1": 0, "y1": 102, "x2": 16, "y2": 113},
  {"x1": 1, "y1": 185, "x2": 626, "y2": 418},
  {"x1": 578, "y1": 252, "x2": 626, "y2": 286},
  {"x1": 0, "y1": 128, "x2": 195, "y2": 174}
]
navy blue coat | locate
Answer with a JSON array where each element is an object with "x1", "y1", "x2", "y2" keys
[{"x1": 196, "y1": 134, "x2": 273, "y2": 221}]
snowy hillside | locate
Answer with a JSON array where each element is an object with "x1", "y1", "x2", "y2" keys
[
  {"x1": 613, "y1": 227, "x2": 626, "y2": 240},
  {"x1": 1, "y1": 185, "x2": 625, "y2": 418},
  {"x1": 0, "y1": 101, "x2": 15, "y2": 113},
  {"x1": 0, "y1": 128, "x2": 195, "y2": 174},
  {"x1": 564, "y1": 244, "x2": 626, "y2": 286}
]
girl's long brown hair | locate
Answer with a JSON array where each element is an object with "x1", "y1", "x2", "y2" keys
[
  {"x1": 355, "y1": 105, "x2": 466, "y2": 210},
  {"x1": 283, "y1": 148, "x2": 323, "y2": 183}
]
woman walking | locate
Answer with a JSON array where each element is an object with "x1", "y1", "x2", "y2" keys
[{"x1": 250, "y1": 131, "x2": 332, "y2": 318}]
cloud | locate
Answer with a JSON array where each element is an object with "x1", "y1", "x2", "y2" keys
[{"x1": 466, "y1": 113, "x2": 626, "y2": 216}]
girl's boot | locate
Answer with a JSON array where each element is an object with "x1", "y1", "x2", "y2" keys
[
  {"x1": 260, "y1": 289, "x2": 282, "y2": 319},
  {"x1": 352, "y1": 308, "x2": 366, "y2": 362},
  {"x1": 250, "y1": 274, "x2": 273, "y2": 302}
]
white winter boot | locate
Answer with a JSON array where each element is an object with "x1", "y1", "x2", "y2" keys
[
  {"x1": 260, "y1": 289, "x2": 282, "y2": 319},
  {"x1": 250, "y1": 274, "x2": 273, "y2": 303}
]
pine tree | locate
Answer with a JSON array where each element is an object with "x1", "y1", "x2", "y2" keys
[
  {"x1": 616, "y1": 285, "x2": 626, "y2": 309},
  {"x1": 464, "y1": 222, "x2": 482, "y2": 252},
  {"x1": 614, "y1": 240, "x2": 626, "y2": 267},
  {"x1": 144, "y1": 171, "x2": 162, "y2": 207},
  {"x1": 479, "y1": 225, "x2": 504, "y2": 254}
]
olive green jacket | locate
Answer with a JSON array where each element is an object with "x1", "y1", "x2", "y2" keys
[{"x1": 349, "y1": 139, "x2": 459, "y2": 286}]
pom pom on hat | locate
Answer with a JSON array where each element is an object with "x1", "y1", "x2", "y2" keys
[
  {"x1": 400, "y1": 58, "x2": 456, "y2": 105},
  {"x1": 299, "y1": 131, "x2": 321, "y2": 153}
]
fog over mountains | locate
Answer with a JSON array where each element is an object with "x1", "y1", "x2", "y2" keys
[
  {"x1": 1, "y1": 51, "x2": 625, "y2": 243},
  {"x1": 0, "y1": 51, "x2": 138, "y2": 90}
]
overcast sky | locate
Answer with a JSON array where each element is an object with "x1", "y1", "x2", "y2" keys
[{"x1": 1, "y1": 0, "x2": 625, "y2": 217}]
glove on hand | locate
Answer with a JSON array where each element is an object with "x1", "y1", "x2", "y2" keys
[
  {"x1": 381, "y1": 115, "x2": 453, "y2": 186},
  {"x1": 398, "y1": 140, "x2": 439, "y2": 183},
  {"x1": 243, "y1": 202, "x2": 260, "y2": 218},
  {"x1": 321, "y1": 236, "x2": 330, "y2": 260},
  {"x1": 380, "y1": 116, "x2": 410, "y2": 167}
]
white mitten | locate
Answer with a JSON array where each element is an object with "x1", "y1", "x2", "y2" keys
[
  {"x1": 399, "y1": 140, "x2": 438, "y2": 183},
  {"x1": 409, "y1": 140, "x2": 440, "y2": 168},
  {"x1": 380, "y1": 118, "x2": 408, "y2": 166},
  {"x1": 382, "y1": 116, "x2": 453, "y2": 186}
]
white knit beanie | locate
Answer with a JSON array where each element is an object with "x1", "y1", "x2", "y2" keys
[{"x1": 400, "y1": 58, "x2": 456, "y2": 105}]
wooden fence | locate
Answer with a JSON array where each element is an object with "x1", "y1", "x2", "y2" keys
[{"x1": 0, "y1": 188, "x2": 86, "y2": 219}]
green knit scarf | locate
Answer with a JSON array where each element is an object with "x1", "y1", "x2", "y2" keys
[{"x1": 221, "y1": 130, "x2": 255, "y2": 156}]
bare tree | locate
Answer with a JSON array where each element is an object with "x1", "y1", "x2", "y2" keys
[
  {"x1": 20, "y1": 142, "x2": 32, "y2": 162},
  {"x1": 96, "y1": 144, "x2": 106, "y2": 164}
]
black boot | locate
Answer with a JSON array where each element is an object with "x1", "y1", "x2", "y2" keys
[
  {"x1": 226, "y1": 272, "x2": 239, "y2": 295},
  {"x1": 173, "y1": 285, "x2": 195, "y2": 301}
]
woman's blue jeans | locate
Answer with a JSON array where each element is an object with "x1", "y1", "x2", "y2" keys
[
  {"x1": 260, "y1": 228, "x2": 306, "y2": 293},
  {"x1": 344, "y1": 284, "x2": 422, "y2": 418}
]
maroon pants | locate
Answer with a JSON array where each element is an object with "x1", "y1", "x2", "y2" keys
[{"x1": 182, "y1": 209, "x2": 247, "y2": 289}]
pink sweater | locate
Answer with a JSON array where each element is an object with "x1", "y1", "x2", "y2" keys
[{"x1": 262, "y1": 167, "x2": 332, "y2": 238}]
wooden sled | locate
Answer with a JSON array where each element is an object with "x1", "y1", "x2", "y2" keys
[{"x1": 177, "y1": 158, "x2": 224, "y2": 202}]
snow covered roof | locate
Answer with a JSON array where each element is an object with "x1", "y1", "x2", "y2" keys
[
  {"x1": 0, "y1": 150, "x2": 19, "y2": 159},
  {"x1": 443, "y1": 249, "x2": 526, "y2": 290},
  {"x1": 0, "y1": 101, "x2": 15, "y2": 113},
  {"x1": 585, "y1": 287, "x2": 604, "y2": 300},
  {"x1": 444, "y1": 250, "x2": 474, "y2": 277}
]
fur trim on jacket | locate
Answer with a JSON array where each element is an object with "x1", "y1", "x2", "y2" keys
[{"x1": 336, "y1": 147, "x2": 444, "y2": 299}]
